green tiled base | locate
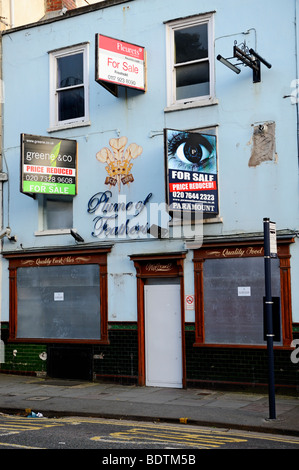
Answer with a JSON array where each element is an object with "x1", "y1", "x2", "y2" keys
[{"x1": 1, "y1": 323, "x2": 298, "y2": 388}]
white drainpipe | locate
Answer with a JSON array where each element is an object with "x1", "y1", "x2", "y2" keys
[{"x1": 10, "y1": 0, "x2": 14, "y2": 28}]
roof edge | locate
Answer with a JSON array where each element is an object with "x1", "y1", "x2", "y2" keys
[{"x1": 1, "y1": 0, "x2": 134, "y2": 35}]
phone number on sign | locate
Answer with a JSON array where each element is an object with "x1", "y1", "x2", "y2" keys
[
  {"x1": 25, "y1": 174, "x2": 74, "y2": 184},
  {"x1": 173, "y1": 192, "x2": 215, "y2": 201},
  {"x1": 108, "y1": 75, "x2": 137, "y2": 86}
]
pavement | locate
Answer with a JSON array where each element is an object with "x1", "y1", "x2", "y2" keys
[{"x1": 0, "y1": 373, "x2": 299, "y2": 437}]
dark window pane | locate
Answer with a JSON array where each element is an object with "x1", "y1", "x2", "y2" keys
[
  {"x1": 176, "y1": 61, "x2": 209, "y2": 99},
  {"x1": 46, "y1": 198, "x2": 73, "y2": 229},
  {"x1": 175, "y1": 24, "x2": 208, "y2": 64},
  {"x1": 57, "y1": 53, "x2": 83, "y2": 88},
  {"x1": 58, "y1": 87, "x2": 84, "y2": 121}
]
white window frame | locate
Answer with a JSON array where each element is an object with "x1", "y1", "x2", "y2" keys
[
  {"x1": 49, "y1": 42, "x2": 90, "y2": 131},
  {"x1": 165, "y1": 13, "x2": 216, "y2": 111},
  {"x1": 35, "y1": 194, "x2": 73, "y2": 236}
]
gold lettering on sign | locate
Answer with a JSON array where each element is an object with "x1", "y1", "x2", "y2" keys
[
  {"x1": 222, "y1": 248, "x2": 246, "y2": 257},
  {"x1": 145, "y1": 263, "x2": 173, "y2": 272},
  {"x1": 21, "y1": 260, "x2": 35, "y2": 266},
  {"x1": 220, "y1": 247, "x2": 264, "y2": 258},
  {"x1": 246, "y1": 247, "x2": 263, "y2": 256},
  {"x1": 21, "y1": 256, "x2": 91, "y2": 267}
]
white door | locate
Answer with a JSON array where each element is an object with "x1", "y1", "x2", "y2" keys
[{"x1": 144, "y1": 284, "x2": 182, "y2": 388}]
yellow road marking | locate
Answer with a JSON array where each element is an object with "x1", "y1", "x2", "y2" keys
[
  {"x1": 1, "y1": 415, "x2": 299, "y2": 448},
  {"x1": 61, "y1": 417, "x2": 299, "y2": 446},
  {"x1": 0, "y1": 441, "x2": 45, "y2": 449},
  {"x1": 92, "y1": 427, "x2": 247, "y2": 449},
  {"x1": 0, "y1": 416, "x2": 64, "y2": 434}
]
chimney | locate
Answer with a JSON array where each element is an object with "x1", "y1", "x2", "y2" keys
[{"x1": 45, "y1": 0, "x2": 77, "y2": 13}]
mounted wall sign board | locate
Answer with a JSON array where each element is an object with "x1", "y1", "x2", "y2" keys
[
  {"x1": 164, "y1": 129, "x2": 218, "y2": 215},
  {"x1": 95, "y1": 34, "x2": 146, "y2": 96},
  {"x1": 269, "y1": 221, "x2": 277, "y2": 258},
  {"x1": 238, "y1": 286, "x2": 251, "y2": 296},
  {"x1": 20, "y1": 134, "x2": 77, "y2": 198},
  {"x1": 185, "y1": 294, "x2": 195, "y2": 310}
]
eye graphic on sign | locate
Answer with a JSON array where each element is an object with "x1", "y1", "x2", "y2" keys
[
  {"x1": 96, "y1": 136, "x2": 142, "y2": 191},
  {"x1": 168, "y1": 132, "x2": 216, "y2": 172}
]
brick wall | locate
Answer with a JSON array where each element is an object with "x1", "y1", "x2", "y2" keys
[
  {"x1": 185, "y1": 329, "x2": 299, "y2": 390},
  {"x1": 0, "y1": 322, "x2": 139, "y2": 383},
  {"x1": 1, "y1": 322, "x2": 298, "y2": 390},
  {"x1": 93, "y1": 326, "x2": 138, "y2": 384},
  {"x1": 45, "y1": 0, "x2": 76, "y2": 12},
  {"x1": 1, "y1": 343, "x2": 47, "y2": 375}
]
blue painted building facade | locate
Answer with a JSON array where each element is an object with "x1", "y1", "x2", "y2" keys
[{"x1": 0, "y1": 0, "x2": 299, "y2": 389}]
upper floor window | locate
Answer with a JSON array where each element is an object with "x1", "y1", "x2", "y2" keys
[
  {"x1": 166, "y1": 14, "x2": 215, "y2": 109},
  {"x1": 43, "y1": 196, "x2": 73, "y2": 230},
  {"x1": 49, "y1": 43, "x2": 89, "y2": 130},
  {"x1": 35, "y1": 195, "x2": 73, "y2": 235}
]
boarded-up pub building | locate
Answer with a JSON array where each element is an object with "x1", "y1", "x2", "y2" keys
[{"x1": 0, "y1": 0, "x2": 299, "y2": 391}]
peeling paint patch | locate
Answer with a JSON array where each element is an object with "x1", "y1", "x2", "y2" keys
[{"x1": 248, "y1": 122, "x2": 277, "y2": 167}]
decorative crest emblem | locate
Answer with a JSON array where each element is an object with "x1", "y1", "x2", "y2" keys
[{"x1": 96, "y1": 136, "x2": 142, "y2": 191}]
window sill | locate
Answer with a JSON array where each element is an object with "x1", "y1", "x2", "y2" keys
[
  {"x1": 203, "y1": 216, "x2": 223, "y2": 224},
  {"x1": 193, "y1": 342, "x2": 287, "y2": 349},
  {"x1": 8, "y1": 337, "x2": 109, "y2": 345},
  {"x1": 170, "y1": 215, "x2": 223, "y2": 226},
  {"x1": 164, "y1": 98, "x2": 218, "y2": 113},
  {"x1": 35, "y1": 229, "x2": 72, "y2": 236},
  {"x1": 47, "y1": 120, "x2": 91, "y2": 133}
]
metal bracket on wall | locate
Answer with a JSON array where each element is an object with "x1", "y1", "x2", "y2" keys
[{"x1": 217, "y1": 41, "x2": 272, "y2": 83}]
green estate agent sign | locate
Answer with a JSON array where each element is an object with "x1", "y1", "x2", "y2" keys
[{"x1": 21, "y1": 134, "x2": 77, "y2": 196}]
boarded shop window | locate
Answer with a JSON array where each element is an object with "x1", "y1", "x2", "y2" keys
[
  {"x1": 49, "y1": 43, "x2": 89, "y2": 130},
  {"x1": 166, "y1": 13, "x2": 215, "y2": 107},
  {"x1": 17, "y1": 265, "x2": 100, "y2": 340},
  {"x1": 5, "y1": 248, "x2": 111, "y2": 344},
  {"x1": 203, "y1": 257, "x2": 281, "y2": 345},
  {"x1": 193, "y1": 240, "x2": 293, "y2": 348}
]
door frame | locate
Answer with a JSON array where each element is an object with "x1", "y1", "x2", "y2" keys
[{"x1": 130, "y1": 252, "x2": 186, "y2": 387}]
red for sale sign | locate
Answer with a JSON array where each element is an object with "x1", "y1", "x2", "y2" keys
[{"x1": 96, "y1": 34, "x2": 146, "y2": 91}]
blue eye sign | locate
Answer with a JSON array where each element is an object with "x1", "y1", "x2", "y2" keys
[{"x1": 164, "y1": 129, "x2": 218, "y2": 214}]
